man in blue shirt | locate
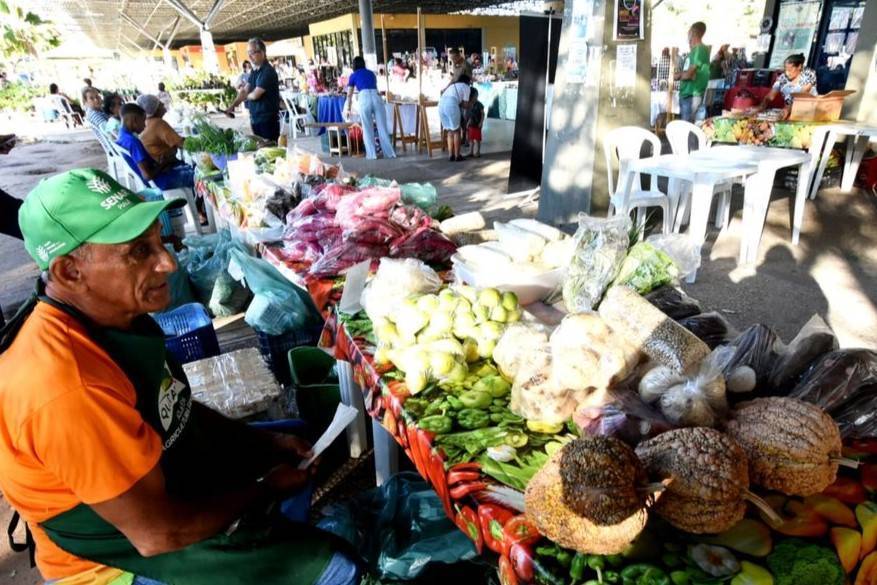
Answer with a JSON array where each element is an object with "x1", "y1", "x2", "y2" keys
[
  {"x1": 225, "y1": 38, "x2": 280, "y2": 142},
  {"x1": 116, "y1": 103, "x2": 193, "y2": 191}
]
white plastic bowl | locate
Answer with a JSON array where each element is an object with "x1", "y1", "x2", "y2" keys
[{"x1": 451, "y1": 254, "x2": 565, "y2": 305}]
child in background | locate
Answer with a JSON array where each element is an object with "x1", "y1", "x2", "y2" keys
[{"x1": 467, "y1": 88, "x2": 484, "y2": 158}]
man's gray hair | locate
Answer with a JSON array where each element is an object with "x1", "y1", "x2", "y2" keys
[
  {"x1": 42, "y1": 244, "x2": 93, "y2": 283},
  {"x1": 248, "y1": 37, "x2": 266, "y2": 53}
]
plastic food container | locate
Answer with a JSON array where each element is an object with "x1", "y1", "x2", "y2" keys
[{"x1": 451, "y1": 255, "x2": 565, "y2": 305}]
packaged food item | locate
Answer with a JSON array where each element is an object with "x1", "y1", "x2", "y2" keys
[
  {"x1": 360, "y1": 258, "x2": 442, "y2": 323},
  {"x1": 679, "y1": 311, "x2": 737, "y2": 349},
  {"x1": 549, "y1": 313, "x2": 640, "y2": 390},
  {"x1": 790, "y1": 349, "x2": 877, "y2": 412},
  {"x1": 573, "y1": 387, "x2": 672, "y2": 445},
  {"x1": 612, "y1": 241, "x2": 679, "y2": 294},
  {"x1": 644, "y1": 286, "x2": 702, "y2": 320},
  {"x1": 599, "y1": 286, "x2": 710, "y2": 374},
  {"x1": 769, "y1": 315, "x2": 838, "y2": 392},
  {"x1": 492, "y1": 323, "x2": 550, "y2": 381},
  {"x1": 184, "y1": 348, "x2": 281, "y2": 419},
  {"x1": 562, "y1": 214, "x2": 631, "y2": 312},
  {"x1": 721, "y1": 324, "x2": 782, "y2": 387}
]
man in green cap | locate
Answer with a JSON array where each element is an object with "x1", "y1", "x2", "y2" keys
[{"x1": 0, "y1": 169, "x2": 358, "y2": 585}]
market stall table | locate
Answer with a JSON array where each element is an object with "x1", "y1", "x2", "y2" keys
[
  {"x1": 316, "y1": 95, "x2": 347, "y2": 135},
  {"x1": 808, "y1": 123, "x2": 877, "y2": 198}
]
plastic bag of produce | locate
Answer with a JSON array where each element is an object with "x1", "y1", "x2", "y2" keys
[
  {"x1": 309, "y1": 241, "x2": 388, "y2": 279},
  {"x1": 768, "y1": 314, "x2": 838, "y2": 392},
  {"x1": 494, "y1": 221, "x2": 547, "y2": 263},
  {"x1": 317, "y1": 472, "x2": 476, "y2": 580},
  {"x1": 389, "y1": 226, "x2": 457, "y2": 264},
  {"x1": 229, "y1": 248, "x2": 322, "y2": 335},
  {"x1": 644, "y1": 286, "x2": 702, "y2": 320},
  {"x1": 790, "y1": 349, "x2": 877, "y2": 411},
  {"x1": 612, "y1": 241, "x2": 679, "y2": 294},
  {"x1": 509, "y1": 355, "x2": 578, "y2": 424},
  {"x1": 830, "y1": 390, "x2": 877, "y2": 438},
  {"x1": 646, "y1": 234, "x2": 702, "y2": 279},
  {"x1": 361, "y1": 258, "x2": 442, "y2": 323},
  {"x1": 164, "y1": 245, "x2": 196, "y2": 310},
  {"x1": 400, "y1": 182, "x2": 438, "y2": 211},
  {"x1": 208, "y1": 270, "x2": 252, "y2": 317},
  {"x1": 678, "y1": 311, "x2": 737, "y2": 349},
  {"x1": 181, "y1": 230, "x2": 246, "y2": 305},
  {"x1": 562, "y1": 214, "x2": 631, "y2": 312},
  {"x1": 574, "y1": 387, "x2": 672, "y2": 445},
  {"x1": 549, "y1": 313, "x2": 640, "y2": 390},
  {"x1": 599, "y1": 286, "x2": 710, "y2": 374},
  {"x1": 509, "y1": 218, "x2": 566, "y2": 242},
  {"x1": 493, "y1": 323, "x2": 550, "y2": 380},
  {"x1": 720, "y1": 324, "x2": 782, "y2": 387}
]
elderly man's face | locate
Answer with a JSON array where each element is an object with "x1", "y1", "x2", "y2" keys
[
  {"x1": 248, "y1": 43, "x2": 266, "y2": 66},
  {"x1": 71, "y1": 222, "x2": 177, "y2": 316}
]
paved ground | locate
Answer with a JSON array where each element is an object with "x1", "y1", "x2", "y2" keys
[{"x1": 1, "y1": 117, "x2": 876, "y2": 582}]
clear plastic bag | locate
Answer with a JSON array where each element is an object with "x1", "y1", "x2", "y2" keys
[
  {"x1": 769, "y1": 315, "x2": 838, "y2": 392},
  {"x1": 361, "y1": 258, "x2": 442, "y2": 323},
  {"x1": 574, "y1": 387, "x2": 672, "y2": 446},
  {"x1": 790, "y1": 349, "x2": 877, "y2": 412},
  {"x1": 646, "y1": 233, "x2": 702, "y2": 279},
  {"x1": 721, "y1": 324, "x2": 782, "y2": 387},
  {"x1": 644, "y1": 286, "x2": 702, "y2": 320},
  {"x1": 494, "y1": 221, "x2": 547, "y2": 263},
  {"x1": 229, "y1": 248, "x2": 322, "y2": 335},
  {"x1": 678, "y1": 311, "x2": 737, "y2": 349},
  {"x1": 612, "y1": 241, "x2": 679, "y2": 294},
  {"x1": 184, "y1": 348, "x2": 281, "y2": 418},
  {"x1": 562, "y1": 214, "x2": 632, "y2": 312},
  {"x1": 316, "y1": 472, "x2": 476, "y2": 580}
]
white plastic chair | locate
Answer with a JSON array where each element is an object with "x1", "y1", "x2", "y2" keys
[
  {"x1": 52, "y1": 96, "x2": 83, "y2": 128},
  {"x1": 281, "y1": 91, "x2": 311, "y2": 140},
  {"x1": 113, "y1": 143, "x2": 209, "y2": 235},
  {"x1": 604, "y1": 126, "x2": 675, "y2": 235},
  {"x1": 666, "y1": 120, "x2": 735, "y2": 232}
]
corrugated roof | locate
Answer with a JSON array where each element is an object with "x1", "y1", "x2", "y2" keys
[{"x1": 28, "y1": 0, "x2": 521, "y2": 51}]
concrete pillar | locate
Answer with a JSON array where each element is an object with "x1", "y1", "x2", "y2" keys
[
  {"x1": 843, "y1": 0, "x2": 877, "y2": 124},
  {"x1": 358, "y1": 0, "x2": 378, "y2": 70},
  {"x1": 200, "y1": 28, "x2": 219, "y2": 74}
]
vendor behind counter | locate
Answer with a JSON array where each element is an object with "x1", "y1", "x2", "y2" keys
[{"x1": 754, "y1": 53, "x2": 817, "y2": 120}]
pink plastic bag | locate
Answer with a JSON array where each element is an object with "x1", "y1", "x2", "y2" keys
[
  {"x1": 308, "y1": 241, "x2": 389, "y2": 279},
  {"x1": 389, "y1": 226, "x2": 457, "y2": 264}
]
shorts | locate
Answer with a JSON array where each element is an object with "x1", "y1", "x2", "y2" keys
[
  {"x1": 467, "y1": 126, "x2": 482, "y2": 141},
  {"x1": 439, "y1": 98, "x2": 462, "y2": 131}
]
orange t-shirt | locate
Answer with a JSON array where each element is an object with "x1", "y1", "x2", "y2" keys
[
  {"x1": 140, "y1": 117, "x2": 184, "y2": 162},
  {"x1": 0, "y1": 302, "x2": 162, "y2": 581}
]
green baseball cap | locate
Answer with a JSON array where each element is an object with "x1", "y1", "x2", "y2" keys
[{"x1": 18, "y1": 168, "x2": 186, "y2": 270}]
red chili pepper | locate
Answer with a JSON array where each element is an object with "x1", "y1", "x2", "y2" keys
[
  {"x1": 850, "y1": 439, "x2": 877, "y2": 455},
  {"x1": 502, "y1": 515, "x2": 542, "y2": 557},
  {"x1": 455, "y1": 505, "x2": 483, "y2": 554},
  {"x1": 447, "y1": 470, "x2": 482, "y2": 485},
  {"x1": 863, "y1": 463, "x2": 877, "y2": 493},
  {"x1": 508, "y1": 541, "x2": 535, "y2": 582},
  {"x1": 449, "y1": 481, "x2": 488, "y2": 500},
  {"x1": 498, "y1": 554, "x2": 519, "y2": 585},
  {"x1": 823, "y1": 475, "x2": 868, "y2": 504},
  {"x1": 425, "y1": 439, "x2": 452, "y2": 517},
  {"x1": 386, "y1": 380, "x2": 410, "y2": 400},
  {"x1": 405, "y1": 423, "x2": 427, "y2": 479},
  {"x1": 478, "y1": 504, "x2": 516, "y2": 554}
]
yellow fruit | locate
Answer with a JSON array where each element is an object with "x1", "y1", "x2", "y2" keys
[
  {"x1": 507, "y1": 309, "x2": 522, "y2": 323},
  {"x1": 446, "y1": 363, "x2": 468, "y2": 383},
  {"x1": 462, "y1": 339, "x2": 479, "y2": 363},
  {"x1": 490, "y1": 305, "x2": 509, "y2": 323},
  {"x1": 478, "y1": 288, "x2": 502, "y2": 308},
  {"x1": 417, "y1": 294, "x2": 440, "y2": 312},
  {"x1": 473, "y1": 303, "x2": 490, "y2": 323},
  {"x1": 501, "y1": 291, "x2": 519, "y2": 310},
  {"x1": 477, "y1": 338, "x2": 497, "y2": 359},
  {"x1": 527, "y1": 420, "x2": 564, "y2": 434},
  {"x1": 430, "y1": 352, "x2": 457, "y2": 376},
  {"x1": 457, "y1": 284, "x2": 478, "y2": 303},
  {"x1": 406, "y1": 369, "x2": 430, "y2": 395}
]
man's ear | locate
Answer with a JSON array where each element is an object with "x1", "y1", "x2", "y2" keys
[{"x1": 48, "y1": 254, "x2": 88, "y2": 292}]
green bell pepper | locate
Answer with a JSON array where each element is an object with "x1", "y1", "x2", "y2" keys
[
  {"x1": 457, "y1": 408, "x2": 491, "y2": 430},
  {"x1": 446, "y1": 395, "x2": 464, "y2": 410},
  {"x1": 459, "y1": 389, "x2": 492, "y2": 409},
  {"x1": 419, "y1": 414, "x2": 453, "y2": 434},
  {"x1": 621, "y1": 564, "x2": 670, "y2": 585},
  {"x1": 570, "y1": 553, "x2": 588, "y2": 581},
  {"x1": 404, "y1": 398, "x2": 429, "y2": 418}
]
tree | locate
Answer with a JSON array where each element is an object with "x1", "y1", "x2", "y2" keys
[{"x1": 0, "y1": 0, "x2": 61, "y2": 59}]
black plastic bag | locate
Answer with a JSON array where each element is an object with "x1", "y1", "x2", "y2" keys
[
  {"x1": 769, "y1": 315, "x2": 838, "y2": 392},
  {"x1": 721, "y1": 324, "x2": 782, "y2": 387},
  {"x1": 679, "y1": 311, "x2": 736, "y2": 349},
  {"x1": 830, "y1": 387, "x2": 877, "y2": 438},
  {"x1": 790, "y1": 349, "x2": 877, "y2": 412},
  {"x1": 644, "y1": 286, "x2": 702, "y2": 320}
]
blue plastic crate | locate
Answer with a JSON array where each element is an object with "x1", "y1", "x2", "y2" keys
[
  {"x1": 153, "y1": 302, "x2": 220, "y2": 364},
  {"x1": 257, "y1": 323, "x2": 323, "y2": 385}
]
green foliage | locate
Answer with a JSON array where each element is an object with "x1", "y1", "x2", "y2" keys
[
  {"x1": 0, "y1": 0, "x2": 60, "y2": 58},
  {"x1": 183, "y1": 118, "x2": 256, "y2": 155},
  {"x1": 0, "y1": 80, "x2": 40, "y2": 112},
  {"x1": 167, "y1": 72, "x2": 236, "y2": 110},
  {"x1": 765, "y1": 539, "x2": 844, "y2": 585}
]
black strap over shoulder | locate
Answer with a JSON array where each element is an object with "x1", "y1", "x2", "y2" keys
[{"x1": 6, "y1": 511, "x2": 36, "y2": 568}]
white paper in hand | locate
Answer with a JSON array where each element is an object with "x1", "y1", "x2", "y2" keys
[{"x1": 298, "y1": 403, "x2": 359, "y2": 469}]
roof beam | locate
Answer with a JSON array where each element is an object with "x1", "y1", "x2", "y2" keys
[
  {"x1": 162, "y1": 0, "x2": 203, "y2": 29},
  {"x1": 120, "y1": 12, "x2": 165, "y2": 47},
  {"x1": 166, "y1": 15, "x2": 183, "y2": 45},
  {"x1": 204, "y1": 0, "x2": 226, "y2": 28}
]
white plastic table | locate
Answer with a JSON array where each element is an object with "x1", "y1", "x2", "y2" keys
[
  {"x1": 808, "y1": 123, "x2": 877, "y2": 198},
  {"x1": 619, "y1": 155, "x2": 758, "y2": 279},
  {"x1": 690, "y1": 146, "x2": 813, "y2": 264}
]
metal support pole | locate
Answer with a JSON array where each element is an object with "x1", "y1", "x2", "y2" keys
[
  {"x1": 543, "y1": 11, "x2": 553, "y2": 164},
  {"x1": 358, "y1": 0, "x2": 377, "y2": 70},
  {"x1": 204, "y1": 0, "x2": 226, "y2": 28},
  {"x1": 162, "y1": 0, "x2": 203, "y2": 29},
  {"x1": 120, "y1": 12, "x2": 165, "y2": 47}
]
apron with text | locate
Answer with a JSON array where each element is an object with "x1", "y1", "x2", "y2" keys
[{"x1": 5, "y1": 294, "x2": 334, "y2": 585}]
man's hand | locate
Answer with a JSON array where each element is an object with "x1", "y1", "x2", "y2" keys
[
  {"x1": 271, "y1": 433, "x2": 313, "y2": 461},
  {"x1": 224, "y1": 108, "x2": 236, "y2": 118},
  {"x1": 262, "y1": 463, "x2": 313, "y2": 497}
]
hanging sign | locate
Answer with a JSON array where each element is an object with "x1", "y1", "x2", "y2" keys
[{"x1": 614, "y1": 0, "x2": 644, "y2": 41}]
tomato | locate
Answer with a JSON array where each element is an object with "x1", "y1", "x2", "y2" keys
[{"x1": 499, "y1": 554, "x2": 520, "y2": 585}]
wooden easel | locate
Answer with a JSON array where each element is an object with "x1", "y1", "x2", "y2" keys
[
  {"x1": 391, "y1": 101, "x2": 418, "y2": 152},
  {"x1": 416, "y1": 99, "x2": 443, "y2": 157}
]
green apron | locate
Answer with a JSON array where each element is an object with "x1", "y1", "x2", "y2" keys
[{"x1": 7, "y1": 294, "x2": 335, "y2": 585}]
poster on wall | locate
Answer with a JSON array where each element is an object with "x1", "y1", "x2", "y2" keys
[
  {"x1": 614, "y1": 0, "x2": 644, "y2": 41},
  {"x1": 567, "y1": 0, "x2": 595, "y2": 84},
  {"x1": 769, "y1": 0, "x2": 821, "y2": 68}
]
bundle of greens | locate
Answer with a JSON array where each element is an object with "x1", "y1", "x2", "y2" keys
[
  {"x1": 612, "y1": 242, "x2": 679, "y2": 294},
  {"x1": 183, "y1": 119, "x2": 257, "y2": 155}
]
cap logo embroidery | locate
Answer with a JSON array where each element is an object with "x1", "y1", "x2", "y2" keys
[
  {"x1": 87, "y1": 176, "x2": 113, "y2": 195},
  {"x1": 36, "y1": 241, "x2": 66, "y2": 262},
  {"x1": 100, "y1": 192, "x2": 132, "y2": 211}
]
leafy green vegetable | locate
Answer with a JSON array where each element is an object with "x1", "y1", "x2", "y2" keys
[
  {"x1": 478, "y1": 449, "x2": 548, "y2": 491},
  {"x1": 613, "y1": 242, "x2": 679, "y2": 294},
  {"x1": 765, "y1": 539, "x2": 843, "y2": 585},
  {"x1": 182, "y1": 119, "x2": 256, "y2": 155}
]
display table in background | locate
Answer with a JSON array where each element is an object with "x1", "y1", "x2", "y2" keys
[
  {"x1": 316, "y1": 95, "x2": 347, "y2": 135},
  {"x1": 702, "y1": 115, "x2": 828, "y2": 150}
]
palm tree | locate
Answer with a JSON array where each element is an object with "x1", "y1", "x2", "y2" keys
[{"x1": 0, "y1": 0, "x2": 61, "y2": 59}]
